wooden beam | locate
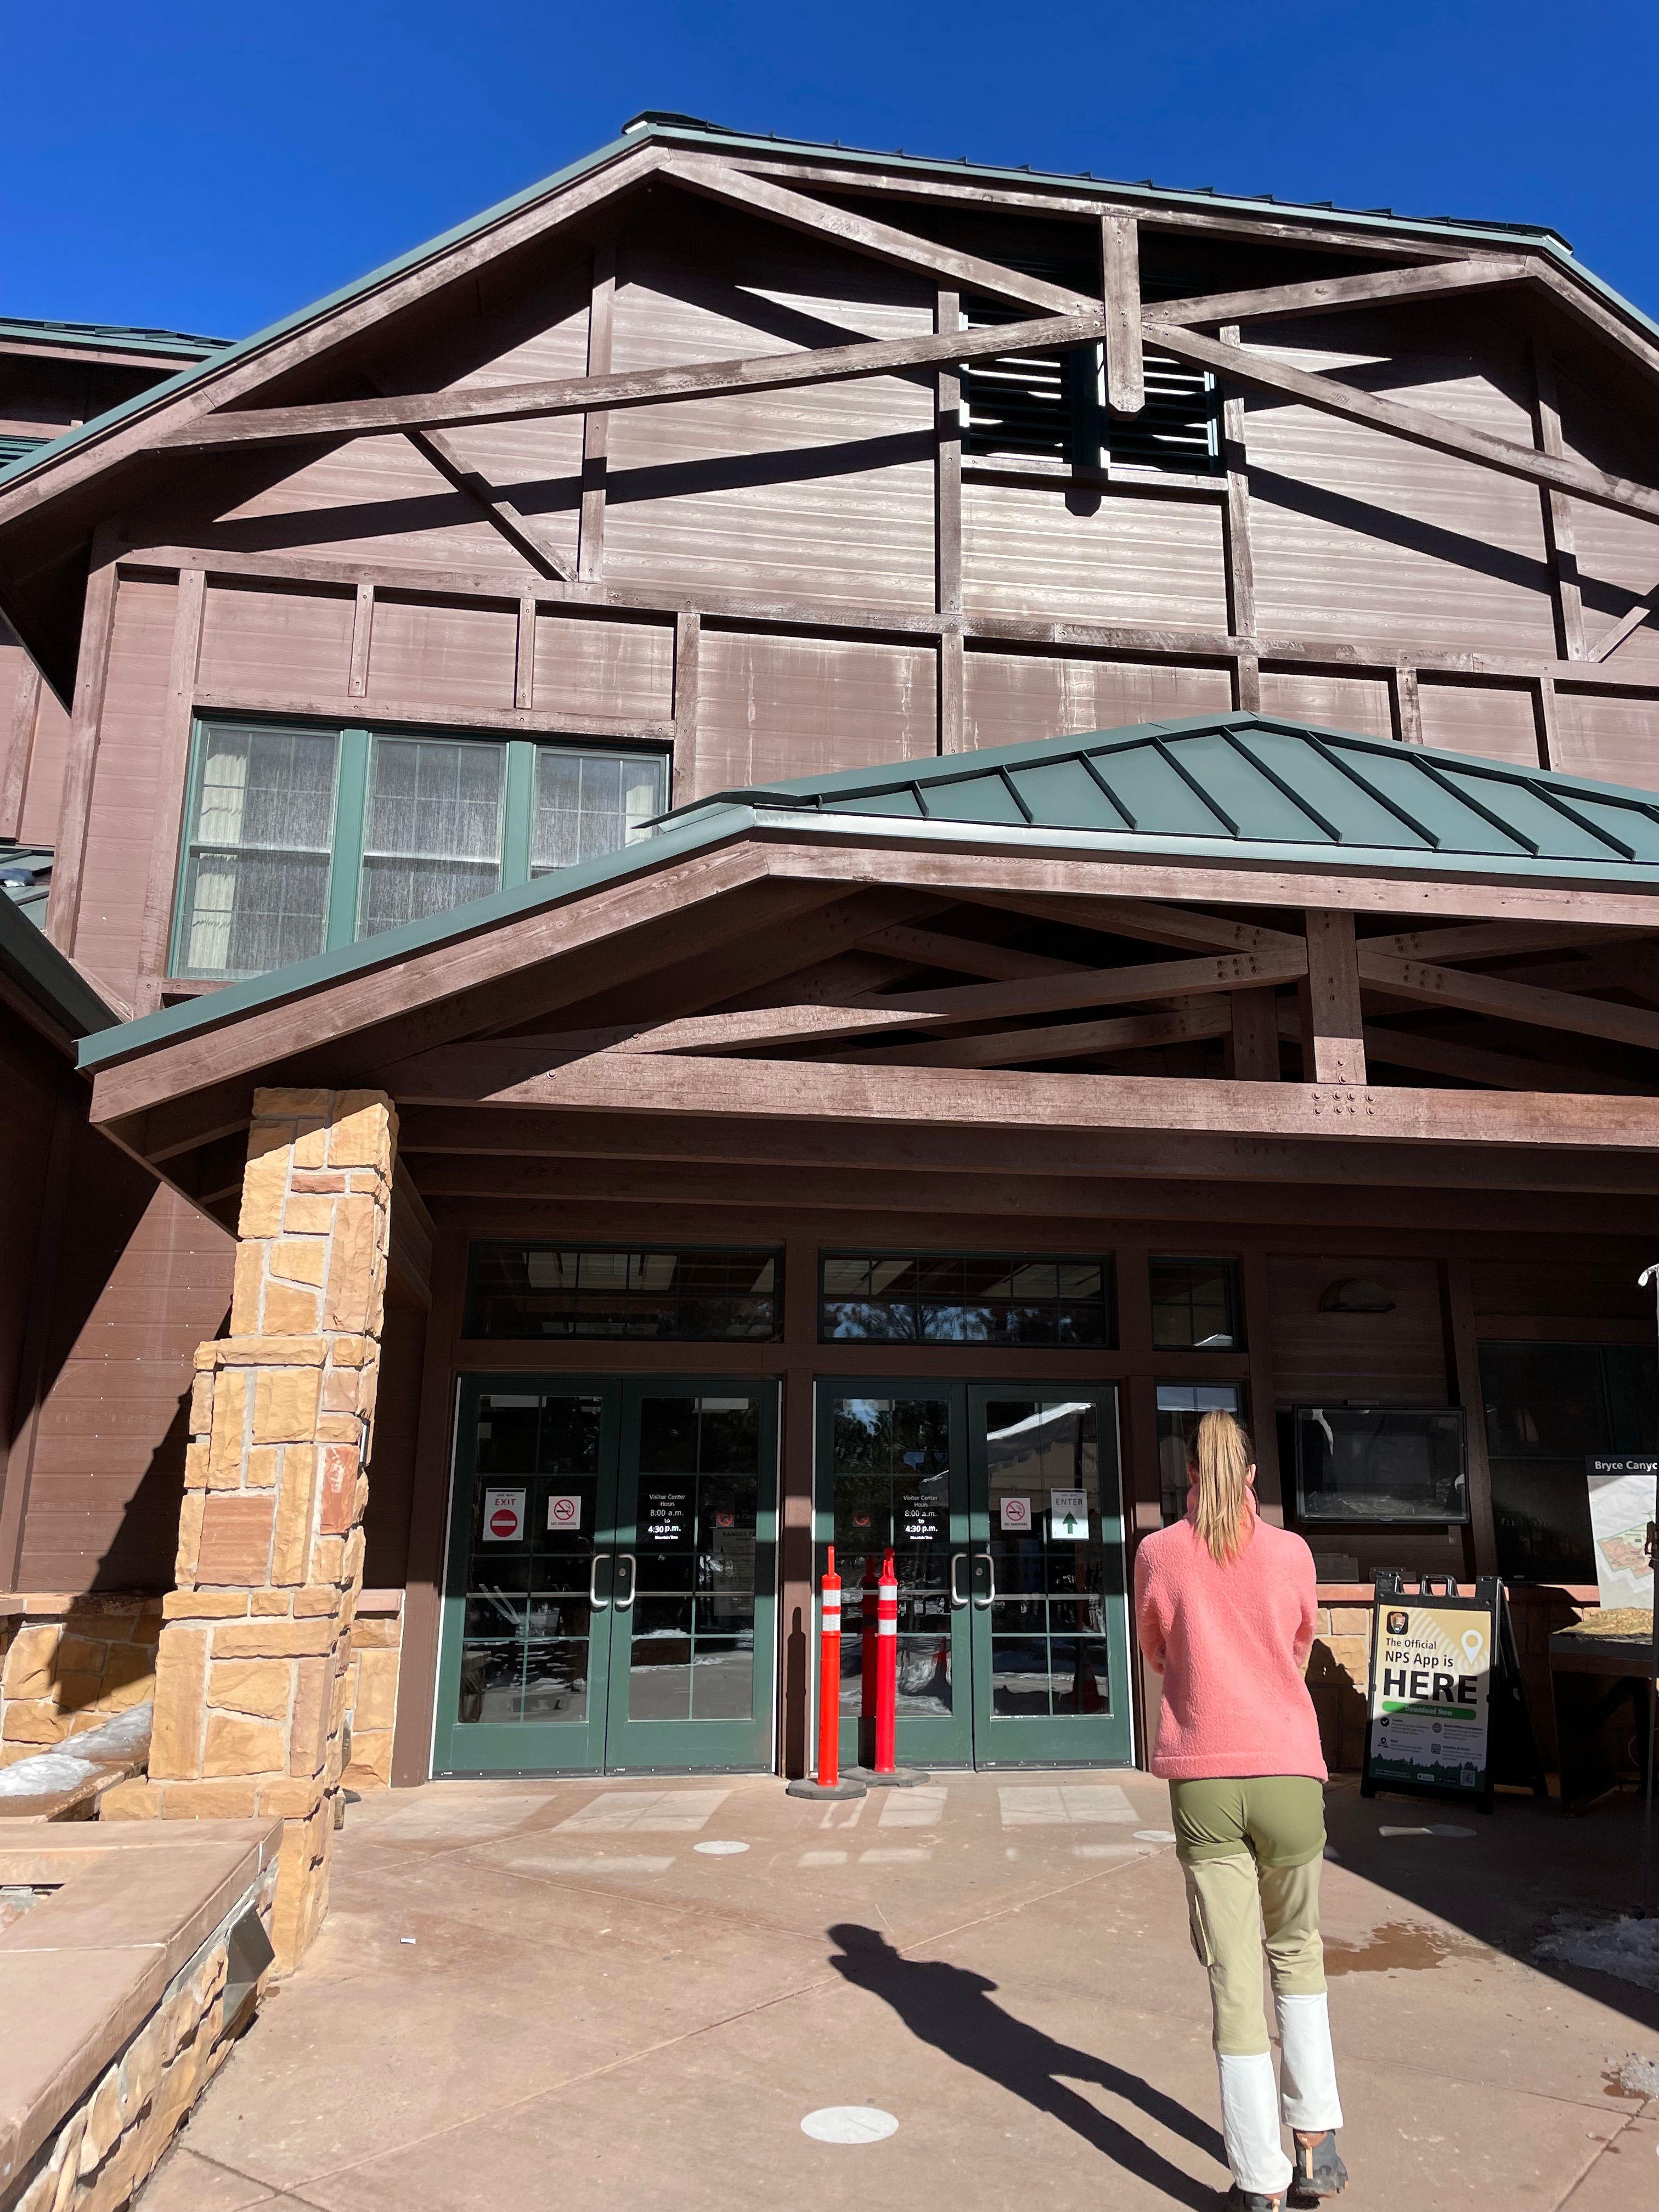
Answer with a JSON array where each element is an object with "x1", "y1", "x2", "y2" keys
[
  {"x1": 1357, "y1": 944, "x2": 1659, "y2": 1051},
  {"x1": 1361, "y1": 919, "x2": 1638, "y2": 963},
  {"x1": 1230, "y1": 987, "x2": 1281, "y2": 1081},
  {"x1": 1155, "y1": 255, "x2": 1531, "y2": 330},
  {"x1": 347, "y1": 582, "x2": 374, "y2": 698},
  {"x1": 405, "y1": 425, "x2": 576, "y2": 581},
  {"x1": 962, "y1": 888, "x2": 1304, "y2": 958},
  {"x1": 837, "y1": 944, "x2": 1308, "y2": 1031},
  {"x1": 159, "y1": 311, "x2": 1110, "y2": 450},
  {"x1": 44, "y1": 523, "x2": 119, "y2": 954},
  {"x1": 1532, "y1": 345, "x2": 1585, "y2": 662},
  {"x1": 658, "y1": 153, "x2": 1094, "y2": 317},
  {"x1": 1143, "y1": 319, "x2": 1659, "y2": 531},
  {"x1": 368, "y1": 1045, "x2": 1659, "y2": 1158},
  {"x1": 860, "y1": 922, "x2": 1087, "y2": 979},
  {"x1": 0, "y1": 658, "x2": 40, "y2": 837},
  {"x1": 672, "y1": 609, "x2": 702, "y2": 803},
  {"x1": 1358, "y1": 1023, "x2": 1646, "y2": 1094},
  {"x1": 1299, "y1": 910, "x2": 1367, "y2": 1084},
  {"x1": 846, "y1": 998, "x2": 1234, "y2": 1069},
  {"x1": 390, "y1": 1097, "x2": 1659, "y2": 1198},
  {"x1": 1100, "y1": 215, "x2": 1143, "y2": 414},
  {"x1": 1589, "y1": 583, "x2": 1659, "y2": 665},
  {"x1": 578, "y1": 242, "x2": 615, "y2": 580},
  {"x1": 135, "y1": 566, "x2": 206, "y2": 1006},
  {"x1": 1218, "y1": 324, "x2": 1256, "y2": 651}
]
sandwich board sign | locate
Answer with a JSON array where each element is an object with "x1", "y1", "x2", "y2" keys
[{"x1": 1361, "y1": 1574, "x2": 1502, "y2": 1813}]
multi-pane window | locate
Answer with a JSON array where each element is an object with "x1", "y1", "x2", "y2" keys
[
  {"x1": 961, "y1": 300, "x2": 1218, "y2": 476},
  {"x1": 173, "y1": 719, "x2": 667, "y2": 980},
  {"x1": 1149, "y1": 1256, "x2": 1244, "y2": 1350},
  {"x1": 465, "y1": 1245, "x2": 782, "y2": 1341},
  {"x1": 1480, "y1": 1341, "x2": 1658, "y2": 1581},
  {"x1": 820, "y1": 1254, "x2": 1112, "y2": 1346},
  {"x1": 176, "y1": 723, "x2": 340, "y2": 978}
]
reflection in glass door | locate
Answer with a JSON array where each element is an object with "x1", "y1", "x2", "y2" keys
[
  {"x1": 434, "y1": 1376, "x2": 777, "y2": 1776},
  {"x1": 816, "y1": 1383, "x2": 1130, "y2": 1770}
]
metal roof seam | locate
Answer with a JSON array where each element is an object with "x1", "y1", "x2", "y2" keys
[
  {"x1": 1413, "y1": 754, "x2": 1541, "y2": 856},
  {"x1": 1299, "y1": 732, "x2": 1441, "y2": 849},
  {"x1": 1518, "y1": 781, "x2": 1639, "y2": 861},
  {"x1": 1150, "y1": 734, "x2": 1240, "y2": 836},
  {"x1": 1216, "y1": 726, "x2": 1344, "y2": 843},
  {"x1": 999, "y1": 768, "x2": 1037, "y2": 826},
  {"x1": 1076, "y1": 750, "x2": 1139, "y2": 831}
]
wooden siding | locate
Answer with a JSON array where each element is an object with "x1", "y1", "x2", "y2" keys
[
  {"x1": 365, "y1": 594, "x2": 520, "y2": 713},
  {"x1": 1246, "y1": 312, "x2": 1558, "y2": 658},
  {"x1": 1, "y1": 627, "x2": 71, "y2": 845},
  {"x1": 961, "y1": 480, "x2": 1229, "y2": 630},
  {"x1": 602, "y1": 210, "x2": 937, "y2": 613},
  {"x1": 964, "y1": 648, "x2": 1233, "y2": 748},
  {"x1": 533, "y1": 611, "x2": 675, "y2": 725},
  {"x1": 0, "y1": 1018, "x2": 59, "y2": 1550},
  {"x1": 73, "y1": 573, "x2": 177, "y2": 1009},
  {"x1": 17, "y1": 1166, "x2": 231, "y2": 1593},
  {"x1": 196, "y1": 579, "x2": 357, "y2": 698},
  {"x1": 1559, "y1": 373, "x2": 1659, "y2": 678},
  {"x1": 1265, "y1": 1253, "x2": 1449, "y2": 1406},
  {"x1": 1554, "y1": 686, "x2": 1659, "y2": 783},
  {"x1": 1257, "y1": 665, "x2": 1394, "y2": 739},
  {"x1": 1417, "y1": 679, "x2": 1544, "y2": 766},
  {"x1": 698, "y1": 627, "x2": 936, "y2": 789}
]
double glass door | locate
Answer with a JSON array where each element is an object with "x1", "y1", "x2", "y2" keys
[
  {"x1": 817, "y1": 1383, "x2": 1131, "y2": 1769},
  {"x1": 434, "y1": 1376, "x2": 778, "y2": 1775}
]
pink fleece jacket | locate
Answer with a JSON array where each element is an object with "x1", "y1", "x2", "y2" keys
[{"x1": 1134, "y1": 1503, "x2": 1327, "y2": 1782}]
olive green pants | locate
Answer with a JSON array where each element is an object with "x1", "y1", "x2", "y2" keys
[{"x1": 1171, "y1": 1776, "x2": 1328, "y2": 2058}]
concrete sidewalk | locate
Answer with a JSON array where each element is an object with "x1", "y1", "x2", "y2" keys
[{"x1": 136, "y1": 1770, "x2": 1658, "y2": 2212}]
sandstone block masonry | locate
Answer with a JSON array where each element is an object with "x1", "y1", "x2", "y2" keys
[
  {"x1": 103, "y1": 1090, "x2": 397, "y2": 1971},
  {"x1": 1, "y1": 1600, "x2": 161, "y2": 1764}
]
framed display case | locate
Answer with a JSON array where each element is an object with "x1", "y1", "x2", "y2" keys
[{"x1": 1292, "y1": 1406, "x2": 1469, "y2": 1525}]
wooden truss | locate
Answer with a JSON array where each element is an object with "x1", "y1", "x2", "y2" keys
[{"x1": 151, "y1": 148, "x2": 1659, "y2": 540}]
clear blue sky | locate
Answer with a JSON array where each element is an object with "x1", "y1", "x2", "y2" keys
[{"x1": 9, "y1": 0, "x2": 1658, "y2": 342}]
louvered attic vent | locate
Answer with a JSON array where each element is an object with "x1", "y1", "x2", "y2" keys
[{"x1": 961, "y1": 299, "x2": 1218, "y2": 475}]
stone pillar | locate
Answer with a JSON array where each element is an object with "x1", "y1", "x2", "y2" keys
[{"x1": 104, "y1": 1088, "x2": 397, "y2": 1971}]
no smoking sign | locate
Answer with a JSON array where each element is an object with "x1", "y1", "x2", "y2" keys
[{"x1": 548, "y1": 1493, "x2": 582, "y2": 1532}]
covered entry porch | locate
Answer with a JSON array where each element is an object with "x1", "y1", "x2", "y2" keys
[{"x1": 81, "y1": 714, "x2": 1659, "y2": 1875}]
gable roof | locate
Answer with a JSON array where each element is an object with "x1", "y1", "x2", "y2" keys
[
  {"x1": 0, "y1": 881, "x2": 114, "y2": 1047},
  {"x1": 0, "y1": 316, "x2": 227, "y2": 362},
  {"x1": 77, "y1": 714, "x2": 1659, "y2": 1076},
  {"x1": 5, "y1": 111, "x2": 1659, "y2": 703},
  {"x1": 662, "y1": 711, "x2": 1659, "y2": 867}
]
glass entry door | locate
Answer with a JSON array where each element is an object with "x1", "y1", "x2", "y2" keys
[
  {"x1": 817, "y1": 1383, "x2": 1131, "y2": 1770},
  {"x1": 434, "y1": 1376, "x2": 778, "y2": 1776}
]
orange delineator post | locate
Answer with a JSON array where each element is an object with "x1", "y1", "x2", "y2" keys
[
  {"x1": 874, "y1": 1547, "x2": 899, "y2": 1775},
  {"x1": 858, "y1": 1551, "x2": 879, "y2": 1769},
  {"x1": 815, "y1": 1548, "x2": 843, "y2": 1791}
]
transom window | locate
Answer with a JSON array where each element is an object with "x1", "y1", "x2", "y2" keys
[
  {"x1": 172, "y1": 718, "x2": 667, "y2": 981},
  {"x1": 465, "y1": 1245, "x2": 782, "y2": 1341},
  {"x1": 1149, "y1": 1256, "x2": 1245, "y2": 1350},
  {"x1": 821, "y1": 1253, "x2": 1113, "y2": 1346}
]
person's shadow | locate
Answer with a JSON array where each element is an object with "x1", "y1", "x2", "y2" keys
[{"x1": 826, "y1": 1923, "x2": 1226, "y2": 2209}]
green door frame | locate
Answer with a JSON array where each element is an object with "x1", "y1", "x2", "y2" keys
[
  {"x1": 434, "y1": 1374, "x2": 779, "y2": 1779},
  {"x1": 964, "y1": 1383, "x2": 1134, "y2": 1769},
  {"x1": 813, "y1": 1378, "x2": 1133, "y2": 1773}
]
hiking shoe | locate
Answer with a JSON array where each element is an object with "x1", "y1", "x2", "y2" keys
[
  {"x1": 1289, "y1": 2131, "x2": 1348, "y2": 2202},
  {"x1": 1221, "y1": 2187, "x2": 1282, "y2": 2211}
]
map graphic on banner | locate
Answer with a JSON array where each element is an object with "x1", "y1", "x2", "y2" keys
[
  {"x1": 1585, "y1": 1457, "x2": 1657, "y2": 1608},
  {"x1": 1367, "y1": 1600, "x2": 1492, "y2": 1796}
]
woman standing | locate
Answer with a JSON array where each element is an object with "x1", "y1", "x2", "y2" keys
[{"x1": 1134, "y1": 1409, "x2": 1347, "y2": 2210}]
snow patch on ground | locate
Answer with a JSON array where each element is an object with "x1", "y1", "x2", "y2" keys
[
  {"x1": 0, "y1": 1700, "x2": 151, "y2": 1798},
  {"x1": 1536, "y1": 1912, "x2": 1659, "y2": 1994}
]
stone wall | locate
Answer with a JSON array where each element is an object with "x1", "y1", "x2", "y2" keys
[
  {"x1": 341, "y1": 1598, "x2": 402, "y2": 1792},
  {"x1": 2, "y1": 1870, "x2": 275, "y2": 2212},
  {"x1": 0, "y1": 1600, "x2": 160, "y2": 1766},
  {"x1": 102, "y1": 1088, "x2": 396, "y2": 1971}
]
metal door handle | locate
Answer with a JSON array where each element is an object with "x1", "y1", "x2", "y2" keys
[
  {"x1": 615, "y1": 1553, "x2": 637, "y2": 1612},
  {"x1": 974, "y1": 1552, "x2": 997, "y2": 1609},
  {"x1": 589, "y1": 1554, "x2": 610, "y2": 1610},
  {"x1": 950, "y1": 1552, "x2": 968, "y2": 1607}
]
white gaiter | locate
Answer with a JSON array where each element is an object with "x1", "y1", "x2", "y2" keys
[
  {"x1": 1217, "y1": 2050, "x2": 1293, "y2": 2197},
  {"x1": 1275, "y1": 1990, "x2": 1345, "y2": 2132}
]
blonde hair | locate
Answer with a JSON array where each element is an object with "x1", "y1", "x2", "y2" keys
[{"x1": 1189, "y1": 1408, "x2": 1255, "y2": 1565}]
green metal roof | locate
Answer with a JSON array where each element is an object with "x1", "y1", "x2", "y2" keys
[
  {"x1": 4, "y1": 114, "x2": 1656, "y2": 506},
  {"x1": 76, "y1": 715, "x2": 1659, "y2": 1077},
  {"x1": 1, "y1": 842, "x2": 52, "y2": 928},
  {"x1": 0, "y1": 315, "x2": 227, "y2": 358},
  {"x1": 662, "y1": 712, "x2": 1659, "y2": 868},
  {"x1": 0, "y1": 881, "x2": 113, "y2": 1041}
]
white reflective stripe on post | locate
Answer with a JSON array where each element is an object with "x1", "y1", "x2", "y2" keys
[
  {"x1": 877, "y1": 1617, "x2": 896, "y2": 1635},
  {"x1": 822, "y1": 1602, "x2": 842, "y2": 1627}
]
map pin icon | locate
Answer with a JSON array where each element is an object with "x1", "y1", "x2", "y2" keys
[{"x1": 1460, "y1": 1628, "x2": 1485, "y2": 1664}]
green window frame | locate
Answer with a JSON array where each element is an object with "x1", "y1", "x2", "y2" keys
[{"x1": 170, "y1": 716, "x2": 669, "y2": 981}]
